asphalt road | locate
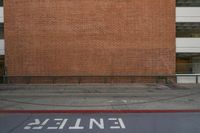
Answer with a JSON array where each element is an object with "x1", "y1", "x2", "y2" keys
[{"x1": 1, "y1": 111, "x2": 200, "y2": 133}]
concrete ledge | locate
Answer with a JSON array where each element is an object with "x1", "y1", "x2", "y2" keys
[
  {"x1": 5, "y1": 76, "x2": 176, "y2": 84},
  {"x1": 176, "y1": 74, "x2": 200, "y2": 84}
]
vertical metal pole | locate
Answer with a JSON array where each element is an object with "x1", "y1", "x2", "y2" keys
[
  {"x1": 3, "y1": 65, "x2": 7, "y2": 84},
  {"x1": 196, "y1": 75, "x2": 198, "y2": 84}
]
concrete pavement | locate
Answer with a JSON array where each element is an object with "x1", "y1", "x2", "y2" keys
[{"x1": 0, "y1": 84, "x2": 200, "y2": 110}]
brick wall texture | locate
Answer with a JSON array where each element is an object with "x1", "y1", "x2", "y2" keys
[{"x1": 4, "y1": 0, "x2": 176, "y2": 83}]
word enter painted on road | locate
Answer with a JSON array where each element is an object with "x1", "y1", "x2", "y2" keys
[{"x1": 24, "y1": 118, "x2": 126, "y2": 130}]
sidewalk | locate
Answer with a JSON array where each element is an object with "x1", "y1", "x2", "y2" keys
[{"x1": 0, "y1": 84, "x2": 200, "y2": 110}]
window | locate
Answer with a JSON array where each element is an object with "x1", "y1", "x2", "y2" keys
[
  {"x1": 0, "y1": 23, "x2": 3, "y2": 39},
  {"x1": 176, "y1": 54, "x2": 200, "y2": 74},
  {"x1": 0, "y1": 0, "x2": 3, "y2": 7},
  {"x1": 177, "y1": 0, "x2": 200, "y2": 7},
  {"x1": 176, "y1": 22, "x2": 200, "y2": 37}
]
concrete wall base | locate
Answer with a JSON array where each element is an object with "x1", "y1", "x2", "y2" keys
[{"x1": 6, "y1": 76, "x2": 176, "y2": 84}]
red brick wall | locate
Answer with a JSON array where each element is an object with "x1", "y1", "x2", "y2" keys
[{"x1": 4, "y1": 0, "x2": 176, "y2": 83}]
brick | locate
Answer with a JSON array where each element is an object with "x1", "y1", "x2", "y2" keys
[{"x1": 4, "y1": 0, "x2": 176, "y2": 83}]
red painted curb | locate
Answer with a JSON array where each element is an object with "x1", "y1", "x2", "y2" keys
[{"x1": 0, "y1": 110, "x2": 200, "y2": 113}]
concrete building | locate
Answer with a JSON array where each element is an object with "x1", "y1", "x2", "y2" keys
[
  {"x1": 176, "y1": 0, "x2": 200, "y2": 83},
  {"x1": 0, "y1": 0, "x2": 199, "y2": 83}
]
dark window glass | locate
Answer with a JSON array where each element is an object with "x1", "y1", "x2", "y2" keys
[
  {"x1": 0, "y1": 23, "x2": 3, "y2": 39},
  {"x1": 0, "y1": 55, "x2": 4, "y2": 83},
  {"x1": 176, "y1": 54, "x2": 200, "y2": 74},
  {"x1": 177, "y1": 0, "x2": 200, "y2": 7},
  {"x1": 176, "y1": 22, "x2": 200, "y2": 37},
  {"x1": 0, "y1": 0, "x2": 3, "y2": 7}
]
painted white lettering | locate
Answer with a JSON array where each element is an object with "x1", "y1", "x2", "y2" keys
[
  {"x1": 24, "y1": 119, "x2": 49, "y2": 130},
  {"x1": 118, "y1": 118, "x2": 126, "y2": 129},
  {"x1": 24, "y1": 117, "x2": 126, "y2": 130},
  {"x1": 59, "y1": 119, "x2": 68, "y2": 129},
  {"x1": 47, "y1": 118, "x2": 68, "y2": 130},
  {"x1": 89, "y1": 118, "x2": 104, "y2": 129},
  {"x1": 69, "y1": 118, "x2": 84, "y2": 129},
  {"x1": 109, "y1": 118, "x2": 126, "y2": 129}
]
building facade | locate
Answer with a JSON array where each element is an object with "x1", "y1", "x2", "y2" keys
[
  {"x1": 176, "y1": 0, "x2": 200, "y2": 83},
  {"x1": 3, "y1": 0, "x2": 176, "y2": 83},
  {"x1": 0, "y1": 0, "x2": 199, "y2": 83}
]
